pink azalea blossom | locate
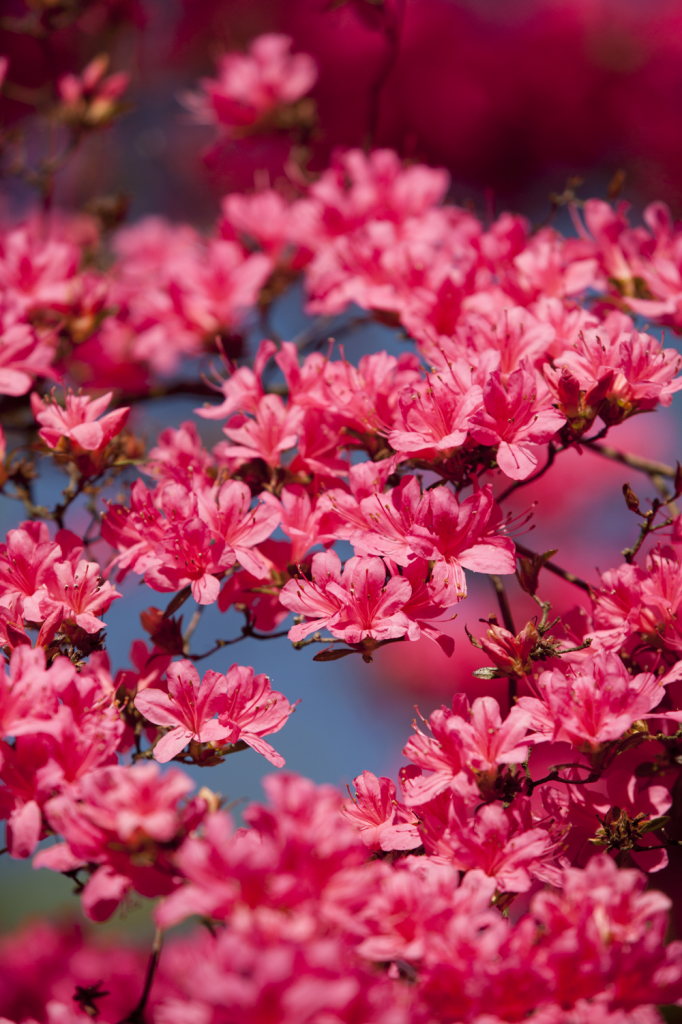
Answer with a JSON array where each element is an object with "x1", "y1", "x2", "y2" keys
[
  {"x1": 0, "y1": 521, "x2": 63, "y2": 622},
  {"x1": 134, "y1": 660, "x2": 232, "y2": 763},
  {"x1": 183, "y1": 34, "x2": 317, "y2": 132},
  {"x1": 31, "y1": 390, "x2": 129, "y2": 451},
  {"x1": 422, "y1": 797, "x2": 561, "y2": 892},
  {"x1": 280, "y1": 550, "x2": 414, "y2": 646},
  {"x1": 214, "y1": 662, "x2": 295, "y2": 766},
  {"x1": 221, "y1": 394, "x2": 304, "y2": 468},
  {"x1": 45, "y1": 558, "x2": 121, "y2": 634},
  {"x1": 388, "y1": 366, "x2": 483, "y2": 459},
  {"x1": 341, "y1": 771, "x2": 420, "y2": 852},
  {"x1": 0, "y1": 323, "x2": 56, "y2": 396},
  {"x1": 407, "y1": 484, "x2": 515, "y2": 596},
  {"x1": 35, "y1": 763, "x2": 206, "y2": 921},
  {"x1": 468, "y1": 365, "x2": 566, "y2": 479},
  {"x1": 518, "y1": 650, "x2": 667, "y2": 750}
]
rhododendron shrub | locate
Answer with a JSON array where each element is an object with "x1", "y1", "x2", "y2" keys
[{"x1": 4, "y1": 12, "x2": 682, "y2": 1024}]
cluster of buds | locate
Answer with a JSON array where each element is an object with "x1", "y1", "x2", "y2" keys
[{"x1": 56, "y1": 55, "x2": 130, "y2": 129}]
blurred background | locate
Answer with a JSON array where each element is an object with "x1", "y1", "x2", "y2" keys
[{"x1": 3, "y1": 0, "x2": 682, "y2": 943}]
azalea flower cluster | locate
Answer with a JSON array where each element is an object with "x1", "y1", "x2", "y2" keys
[{"x1": 3, "y1": 25, "x2": 682, "y2": 1024}]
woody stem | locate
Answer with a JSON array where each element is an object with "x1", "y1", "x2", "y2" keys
[
  {"x1": 584, "y1": 441, "x2": 676, "y2": 479},
  {"x1": 515, "y1": 542, "x2": 592, "y2": 593},
  {"x1": 488, "y1": 575, "x2": 517, "y2": 706},
  {"x1": 117, "y1": 927, "x2": 163, "y2": 1024}
]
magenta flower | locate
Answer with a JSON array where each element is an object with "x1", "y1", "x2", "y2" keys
[
  {"x1": 214, "y1": 662, "x2": 296, "y2": 767},
  {"x1": 278, "y1": 549, "x2": 347, "y2": 640},
  {"x1": 280, "y1": 550, "x2": 414, "y2": 646},
  {"x1": 0, "y1": 323, "x2": 56, "y2": 397},
  {"x1": 144, "y1": 517, "x2": 233, "y2": 605},
  {"x1": 45, "y1": 558, "x2": 121, "y2": 634},
  {"x1": 341, "y1": 770, "x2": 420, "y2": 852},
  {"x1": 469, "y1": 366, "x2": 566, "y2": 479},
  {"x1": 183, "y1": 34, "x2": 317, "y2": 132},
  {"x1": 0, "y1": 520, "x2": 62, "y2": 622},
  {"x1": 388, "y1": 368, "x2": 483, "y2": 459},
  {"x1": 518, "y1": 650, "x2": 667, "y2": 750},
  {"x1": 36, "y1": 763, "x2": 205, "y2": 921},
  {"x1": 424, "y1": 798, "x2": 560, "y2": 893},
  {"x1": 407, "y1": 484, "x2": 515, "y2": 596},
  {"x1": 0, "y1": 647, "x2": 63, "y2": 741},
  {"x1": 221, "y1": 395, "x2": 304, "y2": 469},
  {"x1": 134, "y1": 660, "x2": 231, "y2": 763},
  {"x1": 31, "y1": 389, "x2": 129, "y2": 451},
  {"x1": 199, "y1": 479, "x2": 281, "y2": 580}
]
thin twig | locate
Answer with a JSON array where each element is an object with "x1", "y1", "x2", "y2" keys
[
  {"x1": 489, "y1": 575, "x2": 515, "y2": 634},
  {"x1": 515, "y1": 543, "x2": 592, "y2": 593},
  {"x1": 651, "y1": 473, "x2": 680, "y2": 518},
  {"x1": 489, "y1": 575, "x2": 517, "y2": 705},
  {"x1": 366, "y1": 0, "x2": 405, "y2": 148},
  {"x1": 117, "y1": 927, "x2": 163, "y2": 1024},
  {"x1": 182, "y1": 607, "x2": 204, "y2": 655},
  {"x1": 497, "y1": 444, "x2": 556, "y2": 503},
  {"x1": 190, "y1": 626, "x2": 291, "y2": 661},
  {"x1": 584, "y1": 441, "x2": 676, "y2": 479}
]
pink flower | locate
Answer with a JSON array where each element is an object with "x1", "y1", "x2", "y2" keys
[
  {"x1": 387, "y1": 558, "x2": 459, "y2": 656},
  {"x1": 183, "y1": 34, "x2": 317, "y2": 132},
  {"x1": 101, "y1": 479, "x2": 168, "y2": 581},
  {"x1": 217, "y1": 540, "x2": 292, "y2": 632},
  {"x1": 469, "y1": 366, "x2": 565, "y2": 479},
  {"x1": 0, "y1": 647, "x2": 68, "y2": 742},
  {"x1": 280, "y1": 550, "x2": 414, "y2": 646},
  {"x1": 388, "y1": 366, "x2": 483, "y2": 459},
  {"x1": 460, "y1": 695, "x2": 536, "y2": 773},
  {"x1": 195, "y1": 338, "x2": 276, "y2": 420},
  {"x1": 214, "y1": 662, "x2": 296, "y2": 766},
  {"x1": 401, "y1": 696, "x2": 478, "y2": 807},
  {"x1": 31, "y1": 390, "x2": 129, "y2": 451},
  {"x1": 35, "y1": 763, "x2": 206, "y2": 921},
  {"x1": 407, "y1": 484, "x2": 515, "y2": 596},
  {"x1": 45, "y1": 558, "x2": 121, "y2": 634},
  {"x1": 341, "y1": 771, "x2": 420, "y2": 852},
  {"x1": 0, "y1": 521, "x2": 63, "y2": 622},
  {"x1": 135, "y1": 660, "x2": 294, "y2": 767},
  {"x1": 261, "y1": 485, "x2": 329, "y2": 564},
  {"x1": 134, "y1": 660, "x2": 231, "y2": 763},
  {"x1": 221, "y1": 394, "x2": 304, "y2": 468},
  {"x1": 423, "y1": 797, "x2": 560, "y2": 892},
  {"x1": 518, "y1": 650, "x2": 667, "y2": 750},
  {"x1": 0, "y1": 323, "x2": 56, "y2": 396},
  {"x1": 197, "y1": 479, "x2": 281, "y2": 579},
  {"x1": 144, "y1": 516, "x2": 233, "y2": 605}
]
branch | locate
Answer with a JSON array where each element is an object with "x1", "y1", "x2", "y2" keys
[
  {"x1": 366, "y1": 0, "x2": 405, "y2": 148},
  {"x1": 487, "y1": 575, "x2": 515, "y2": 636},
  {"x1": 584, "y1": 441, "x2": 676, "y2": 480},
  {"x1": 497, "y1": 444, "x2": 556, "y2": 503},
  {"x1": 488, "y1": 575, "x2": 517, "y2": 704},
  {"x1": 117, "y1": 927, "x2": 163, "y2": 1024},
  {"x1": 189, "y1": 626, "x2": 291, "y2": 661},
  {"x1": 515, "y1": 542, "x2": 592, "y2": 593}
]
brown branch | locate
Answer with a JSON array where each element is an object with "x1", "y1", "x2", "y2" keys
[
  {"x1": 117, "y1": 928, "x2": 163, "y2": 1024},
  {"x1": 584, "y1": 441, "x2": 676, "y2": 480},
  {"x1": 190, "y1": 626, "x2": 291, "y2": 661},
  {"x1": 497, "y1": 444, "x2": 556, "y2": 503},
  {"x1": 515, "y1": 543, "x2": 592, "y2": 593},
  {"x1": 488, "y1": 575, "x2": 516, "y2": 705}
]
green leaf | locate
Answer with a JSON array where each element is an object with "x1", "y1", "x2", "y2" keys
[{"x1": 641, "y1": 815, "x2": 670, "y2": 833}]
